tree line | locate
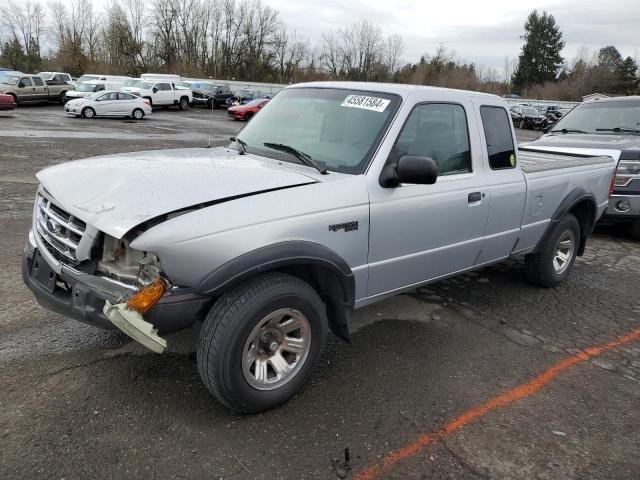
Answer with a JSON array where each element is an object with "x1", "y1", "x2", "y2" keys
[{"x1": 1, "y1": 1, "x2": 638, "y2": 100}]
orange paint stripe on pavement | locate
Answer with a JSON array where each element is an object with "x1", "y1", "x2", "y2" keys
[{"x1": 355, "y1": 329, "x2": 640, "y2": 480}]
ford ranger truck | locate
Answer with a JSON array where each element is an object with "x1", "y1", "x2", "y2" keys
[
  {"x1": 522, "y1": 96, "x2": 640, "y2": 239},
  {"x1": 0, "y1": 74, "x2": 72, "y2": 104},
  {"x1": 22, "y1": 82, "x2": 616, "y2": 413}
]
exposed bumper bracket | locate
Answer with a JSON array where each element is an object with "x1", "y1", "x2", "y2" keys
[{"x1": 104, "y1": 301, "x2": 167, "y2": 353}]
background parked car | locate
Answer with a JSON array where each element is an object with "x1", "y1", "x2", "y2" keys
[
  {"x1": 226, "y1": 89, "x2": 259, "y2": 106},
  {"x1": 64, "y1": 91, "x2": 151, "y2": 119},
  {"x1": 510, "y1": 105, "x2": 548, "y2": 130},
  {"x1": 121, "y1": 79, "x2": 192, "y2": 110},
  {"x1": 191, "y1": 82, "x2": 233, "y2": 108},
  {"x1": 0, "y1": 93, "x2": 17, "y2": 115},
  {"x1": 65, "y1": 81, "x2": 125, "y2": 102},
  {"x1": 36, "y1": 72, "x2": 73, "y2": 84},
  {"x1": 0, "y1": 74, "x2": 72, "y2": 105},
  {"x1": 227, "y1": 98, "x2": 269, "y2": 121}
]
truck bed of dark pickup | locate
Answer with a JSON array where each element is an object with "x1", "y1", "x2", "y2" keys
[{"x1": 519, "y1": 148, "x2": 612, "y2": 173}]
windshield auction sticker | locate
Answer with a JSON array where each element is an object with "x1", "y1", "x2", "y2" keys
[{"x1": 341, "y1": 95, "x2": 390, "y2": 112}]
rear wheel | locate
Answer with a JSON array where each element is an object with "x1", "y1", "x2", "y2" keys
[
  {"x1": 519, "y1": 119, "x2": 526, "y2": 129},
  {"x1": 525, "y1": 213, "x2": 580, "y2": 287},
  {"x1": 132, "y1": 108, "x2": 144, "y2": 120},
  {"x1": 179, "y1": 97, "x2": 190, "y2": 111},
  {"x1": 81, "y1": 107, "x2": 95, "y2": 119},
  {"x1": 197, "y1": 272, "x2": 328, "y2": 413}
]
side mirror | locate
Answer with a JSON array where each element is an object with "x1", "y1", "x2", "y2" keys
[
  {"x1": 152, "y1": 87, "x2": 158, "y2": 93},
  {"x1": 380, "y1": 155, "x2": 438, "y2": 187}
]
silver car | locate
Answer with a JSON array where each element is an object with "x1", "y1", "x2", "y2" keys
[
  {"x1": 23, "y1": 82, "x2": 615, "y2": 413},
  {"x1": 64, "y1": 91, "x2": 152, "y2": 119}
]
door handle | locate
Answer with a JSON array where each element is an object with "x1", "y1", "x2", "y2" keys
[{"x1": 468, "y1": 192, "x2": 482, "y2": 203}]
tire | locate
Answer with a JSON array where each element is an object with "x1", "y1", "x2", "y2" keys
[
  {"x1": 519, "y1": 119, "x2": 526, "y2": 129},
  {"x1": 629, "y1": 221, "x2": 640, "y2": 240},
  {"x1": 81, "y1": 107, "x2": 95, "y2": 119},
  {"x1": 58, "y1": 92, "x2": 66, "y2": 105},
  {"x1": 179, "y1": 97, "x2": 190, "y2": 111},
  {"x1": 132, "y1": 108, "x2": 144, "y2": 120},
  {"x1": 197, "y1": 272, "x2": 328, "y2": 413},
  {"x1": 525, "y1": 213, "x2": 580, "y2": 287}
]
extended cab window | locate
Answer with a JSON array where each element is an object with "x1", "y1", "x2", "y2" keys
[
  {"x1": 32, "y1": 77, "x2": 44, "y2": 86},
  {"x1": 392, "y1": 103, "x2": 471, "y2": 176},
  {"x1": 480, "y1": 106, "x2": 516, "y2": 170}
]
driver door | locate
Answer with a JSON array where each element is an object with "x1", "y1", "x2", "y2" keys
[
  {"x1": 366, "y1": 101, "x2": 489, "y2": 298},
  {"x1": 94, "y1": 92, "x2": 117, "y2": 115}
]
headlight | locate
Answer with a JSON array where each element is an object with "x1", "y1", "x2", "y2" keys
[
  {"x1": 614, "y1": 160, "x2": 640, "y2": 187},
  {"x1": 137, "y1": 253, "x2": 162, "y2": 286}
]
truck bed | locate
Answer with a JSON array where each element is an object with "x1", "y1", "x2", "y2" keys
[{"x1": 519, "y1": 148, "x2": 613, "y2": 173}]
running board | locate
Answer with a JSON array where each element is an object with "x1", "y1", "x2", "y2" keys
[{"x1": 104, "y1": 301, "x2": 167, "y2": 353}]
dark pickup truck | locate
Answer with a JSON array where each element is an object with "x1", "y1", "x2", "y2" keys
[
  {"x1": 523, "y1": 96, "x2": 640, "y2": 239},
  {"x1": 191, "y1": 82, "x2": 234, "y2": 108}
]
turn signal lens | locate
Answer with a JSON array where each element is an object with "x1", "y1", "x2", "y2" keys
[{"x1": 127, "y1": 278, "x2": 166, "y2": 314}]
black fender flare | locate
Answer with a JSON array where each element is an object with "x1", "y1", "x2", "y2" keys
[
  {"x1": 533, "y1": 187, "x2": 597, "y2": 256},
  {"x1": 195, "y1": 241, "x2": 355, "y2": 342}
]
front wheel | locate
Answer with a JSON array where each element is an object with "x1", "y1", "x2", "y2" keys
[
  {"x1": 525, "y1": 213, "x2": 580, "y2": 287},
  {"x1": 132, "y1": 108, "x2": 144, "y2": 120},
  {"x1": 197, "y1": 273, "x2": 328, "y2": 413},
  {"x1": 519, "y1": 119, "x2": 526, "y2": 129},
  {"x1": 81, "y1": 107, "x2": 95, "y2": 119},
  {"x1": 179, "y1": 97, "x2": 190, "y2": 111}
]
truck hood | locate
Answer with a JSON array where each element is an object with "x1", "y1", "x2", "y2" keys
[
  {"x1": 36, "y1": 147, "x2": 318, "y2": 239},
  {"x1": 523, "y1": 133, "x2": 640, "y2": 151}
]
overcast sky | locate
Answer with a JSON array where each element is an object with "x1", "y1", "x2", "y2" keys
[
  {"x1": 270, "y1": 0, "x2": 639, "y2": 72},
  {"x1": 1, "y1": 0, "x2": 638, "y2": 74}
]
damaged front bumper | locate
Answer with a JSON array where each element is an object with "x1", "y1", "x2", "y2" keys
[{"x1": 22, "y1": 230, "x2": 210, "y2": 340}]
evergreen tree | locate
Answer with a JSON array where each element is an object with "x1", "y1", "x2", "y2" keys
[
  {"x1": 617, "y1": 56, "x2": 639, "y2": 94},
  {"x1": 512, "y1": 10, "x2": 565, "y2": 91}
]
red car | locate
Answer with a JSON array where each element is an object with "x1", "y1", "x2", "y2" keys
[
  {"x1": 227, "y1": 98, "x2": 269, "y2": 121},
  {"x1": 0, "y1": 93, "x2": 16, "y2": 115}
]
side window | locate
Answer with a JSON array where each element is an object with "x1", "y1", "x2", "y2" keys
[
  {"x1": 480, "y1": 106, "x2": 517, "y2": 170},
  {"x1": 21, "y1": 77, "x2": 33, "y2": 87},
  {"x1": 106, "y1": 92, "x2": 118, "y2": 100},
  {"x1": 32, "y1": 77, "x2": 44, "y2": 86},
  {"x1": 119, "y1": 93, "x2": 134, "y2": 100},
  {"x1": 158, "y1": 83, "x2": 171, "y2": 91},
  {"x1": 391, "y1": 103, "x2": 471, "y2": 176}
]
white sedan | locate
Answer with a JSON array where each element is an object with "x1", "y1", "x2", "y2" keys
[{"x1": 64, "y1": 91, "x2": 152, "y2": 119}]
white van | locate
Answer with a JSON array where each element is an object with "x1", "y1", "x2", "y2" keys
[
  {"x1": 64, "y1": 80, "x2": 127, "y2": 102},
  {"x1": 76, "y1": 74, "x2": 130, "y2": 84},
  {"x1": 140, "y1": 73, "x2": 181, "y2": 83}
]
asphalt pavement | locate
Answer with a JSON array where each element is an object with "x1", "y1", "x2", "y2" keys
[{"x1": 1, "y1": 105, "x2": 639, "y2": 480}]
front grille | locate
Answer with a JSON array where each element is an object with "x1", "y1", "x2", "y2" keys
[{"x1": 35, "y1": 192, "x2": 87, "y2": 264}]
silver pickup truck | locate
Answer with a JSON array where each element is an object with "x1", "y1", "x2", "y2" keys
[{"x1": 22, "y1": 82, "x2": 615, "y2": 413}]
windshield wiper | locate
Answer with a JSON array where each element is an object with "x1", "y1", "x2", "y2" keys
[
  {"x1": 229, "y1": 136, "x2": 247, "y2": 155},
  {"x1": 548, "y1": 128, "x2": 588, "y2": 134},
  {"x1": 263, "y1": 142, "x2": 327, "y2": 174},
  {"x1": 595, "y1": 127, "x2": 640, "y2": 135}
]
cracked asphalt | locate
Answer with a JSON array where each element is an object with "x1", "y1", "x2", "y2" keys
[{"x1": 1, "y1": 106, "x2": 639, "y2": 479}]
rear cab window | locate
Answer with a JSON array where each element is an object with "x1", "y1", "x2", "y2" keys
[{"x1": 480, "y1": 106, "x2": 517, "y2": 170}]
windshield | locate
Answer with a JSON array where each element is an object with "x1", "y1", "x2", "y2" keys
[
  {"x1": 123, "y1": 79, "x2": 141, "y2": 88},
  {"x1": 86, "y1": 92, "x2": 103, "y2": 99},
  {"x1": 77, "y1": 75, "x2": 99, "y2": 83},
  {"x1": 193, "y1": 82, "x2": 215, "y2": 91},
  {"x1": 0, "y1": 75, "x2": 19, "y2": 85},
  {"x1": 75, "y1": 83, "x2": 98, "y2": 92},
  {"x1": 552, "y1": 100, "x2": 640, "y2": 134},
  {"x1": 245, "y1": 99, "x2": 266, "y2": 106},
  {"x1": 236, "y1": 88, "x2": 400, "y2": 174},
  {"x1": 523, "y1": 108, "x2": 538, "y2": 116}
]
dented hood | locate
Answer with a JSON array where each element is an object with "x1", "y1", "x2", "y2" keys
[{"x1": 36, "y1": 147, "x2": 317, "y2": 239}]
